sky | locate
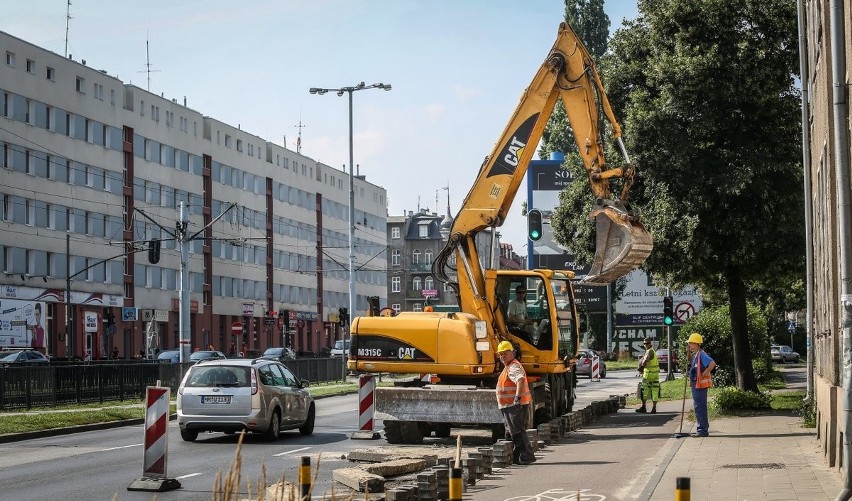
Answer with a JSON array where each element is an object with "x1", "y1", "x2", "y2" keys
[{"x1": 3, "y1": 0, "x2": 639, "y2": 252}]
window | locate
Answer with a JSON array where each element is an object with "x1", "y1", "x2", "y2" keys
[
  {"x1": 412, "y1": 250, "x2": 421, "y2": 264},
  {"x1": 392, "y1": 304, "x2": 400, "y2": 313},
  {"x1": 236, "y1": 139, "x2": 243, "y2": 152},
  {"x1": 418, "y1": 223, "x2": 429, "y2": 238},
  {"x1": 413, "y1": 277, "x2": 422, "y2": 290},
  {"x1": 391, "y1": 249, "x2": 400, "y2": 266},
  {"x1": 46, "y1": 67, "x2": 54, "y2": 80},
  {"x1": 5, "y1": 52, "x2": 15, "y2": 67},
  {"x1": 26, "y1": 59, "x2": 35, "y2": 74},
  {"x1": 391, "y1": 276, "x2": 401, "y2": 293},
  {"x1": 225, "y1": 135, "x2": 232, "y2": 148},
  {"x1": 425, "y1": 277, "x2": 434, "y2": 289},
  {"x1": 425, "y1": 249, "x2": 433, "y2": 264},
  {"x1": 413, "y1": 304, "x2": 422, "y2": 312},
  {"x1": 391, "y1": 227, "x2": 400, "y2": 239},
  {"x1": 75, "y1": 77, "x2": 85, "y2": 93}
]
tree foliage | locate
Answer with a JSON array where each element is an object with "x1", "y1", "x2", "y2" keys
[{"x1": 550, "y1": 0, "x2": 804, "y2": 391}]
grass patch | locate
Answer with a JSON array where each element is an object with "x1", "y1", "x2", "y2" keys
[
  {"x1": 0, "y1": 403, "x2": 177, "y2": 435},
  {"x1": 606, "y1": 358, "x2": 640, "y2": 371}
]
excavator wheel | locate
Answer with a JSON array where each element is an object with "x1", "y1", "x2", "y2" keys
[
  {"x1": 534, "y1": 381, "x2": 554, "y2": 426},
  {"x1": 384, "y1": 420, "x2": 403, "y2": 444}
]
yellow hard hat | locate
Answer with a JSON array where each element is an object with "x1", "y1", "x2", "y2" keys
[
  {"x1": 497, "y1": 340, "x2": 514, "y2": 353},
  {"x1": 687, "y1": 332, "x2": 704, "y2": 344}
]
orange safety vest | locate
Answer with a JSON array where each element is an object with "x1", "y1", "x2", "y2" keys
[
  {"x1": 496, "y1": 359, "x2": 532, "y2": 408},
  {"x1": 695, "y1": 351, "x2": 713, "y2": 389}
]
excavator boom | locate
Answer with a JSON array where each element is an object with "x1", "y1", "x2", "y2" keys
[{"x1": 438, "y1": 22, "x2": 652, "y2": 288}]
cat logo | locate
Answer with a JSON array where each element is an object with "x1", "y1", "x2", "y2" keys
[
  {"x1": 398, "y1": 347, "x2": 416, "y2": 360},
  {"x1": 502, "y1": 137, "x2": 526, "y2": 167}
]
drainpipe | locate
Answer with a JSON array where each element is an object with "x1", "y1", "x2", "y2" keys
[
  {"x1": 829, "y1": 0, "x2": 852, "y2": 498},
  {"x1": 796, "y1": 0, "x2": 814, "y2": 403}
]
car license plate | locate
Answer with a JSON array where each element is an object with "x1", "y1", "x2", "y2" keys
[{"x1": 201, "y1": 395, "x2": 231, "y2": 404}]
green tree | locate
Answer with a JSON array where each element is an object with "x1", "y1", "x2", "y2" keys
[
  {"x1": 551, "y1": 0, "x2": 804, "y2": 392},
  {"x1": 538, "y1": 0, "x2": 610, "y2": 159}
]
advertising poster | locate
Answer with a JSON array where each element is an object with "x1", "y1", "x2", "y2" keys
[{"x1": 0, "y1": 299, "x2": 47, "y2": 350}]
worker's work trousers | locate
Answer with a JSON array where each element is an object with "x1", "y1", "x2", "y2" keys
[
  {"x1": 500, "y1": 404, "x2": 535, "y2": 463},
  {"x1": 691, "y1": 386, "x2": 710, "y2": 436},
  {"x1": 640, "y1": 370, "x2": 660, "y2": 402}
]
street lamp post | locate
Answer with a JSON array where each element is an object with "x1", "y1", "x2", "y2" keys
[{"x1": 310, "y1": 82, "x2": 391, "y2": 379}]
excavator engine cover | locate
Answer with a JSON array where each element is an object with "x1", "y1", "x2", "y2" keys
[{"x1": 583, "y1": 206, "x2": 653, "y2": 285}]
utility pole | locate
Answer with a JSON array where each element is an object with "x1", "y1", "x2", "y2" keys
[{"x1": 177, "y1": 202, "x2": 190, "y2": 363}]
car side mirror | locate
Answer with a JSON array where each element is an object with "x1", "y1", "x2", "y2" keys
[{"x1": 300, "y1": 380, "x2": 310, "y2": 388}]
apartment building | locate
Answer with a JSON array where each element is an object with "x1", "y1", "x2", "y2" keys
[{"x1": 0, "y1": 31, "x2": 387, "y2": 359}]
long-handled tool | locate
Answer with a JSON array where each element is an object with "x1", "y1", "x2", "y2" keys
[{"x1": 672, "y1": 346, "x2": 691, "y2": 438}]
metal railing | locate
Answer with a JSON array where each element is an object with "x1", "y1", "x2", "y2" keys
[{"x1": 0, "y1": 357, "x2": 347, "y2": 411}]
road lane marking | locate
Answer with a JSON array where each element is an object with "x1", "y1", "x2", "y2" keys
[
  {"x1": 176, "y1": 472, "x2": 203, "y2": 480},
  {"x1": 100, "y1": 443, "x2": 142, "y2": 451},
  {"x1": 274, "y1": 446, "x2": 312, "y2": 457}
]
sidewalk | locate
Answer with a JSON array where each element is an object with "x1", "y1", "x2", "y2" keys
[{"x1": 639, "y1": 400, "x2": 843, "y2": 500}]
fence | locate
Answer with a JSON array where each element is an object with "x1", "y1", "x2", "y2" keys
[{"x1": 0, "y1": 357, "x2": 346, "y2": 411}]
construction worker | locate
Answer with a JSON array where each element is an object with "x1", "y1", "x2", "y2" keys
[
  {"x1": 495, "y1": 340, "x2": 536, "y2": 465},
  {"x1": 636, "y1": 337, "x2": 660, "y2": 413},
  {"x1": 688, "y1": 332, "x2": 716, "y2": 437}
]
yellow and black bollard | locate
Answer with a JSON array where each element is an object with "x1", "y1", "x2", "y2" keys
[
  {"x1": 449, "y1": 467, "x2": 463, "y2": 500},
  {"x1": 675, "y1": 476, "x2": 690, "y2": 501},
  {"x1": 299, "y1": 456, "x2": 312, "y2": 500}
]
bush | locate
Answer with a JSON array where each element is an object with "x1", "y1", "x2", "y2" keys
[
  {"x1": 751, "y1": 358, "x2": 772, "y2": 383},
  {"x1": 712, "y1": 387, "x2": 771, "y2": 411},
  {"x1": 678, "y1": 303, "x2": 773, "y2": 381}
]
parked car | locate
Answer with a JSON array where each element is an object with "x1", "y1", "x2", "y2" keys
[
  {"x1": 156, "y1": 349, "x2": 180, "y2": 363},
  {"x1": 330, "y1": 340, "x2": 351, "y2": 359},
  {"x1": 176, "y1": 358, "x2": 314, "y2": 441},
  {"x1": 189, "y1": 350, "x2": 227, "y2": 364},
  {"x1": 261, "y1": 347, "x2": 297, "y2": 362},
  {"x1": 575, "y1": 349, "x2": 607, "y2": 378},
  {"x1": 0, "y1": 349, "x2": 50, "y2": 365},
  {"x1": 771, "y1": 345, "x2": 800, "y2": 363},
  {"x1": 656, "y1": 348, "x2": 679, "y2": 372}
]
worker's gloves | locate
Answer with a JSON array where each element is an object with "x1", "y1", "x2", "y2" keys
[{"x1": 513, "y1": 396, "x2": 521, "y2": 406}]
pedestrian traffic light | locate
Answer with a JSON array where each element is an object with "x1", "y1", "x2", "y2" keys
[
  {"x1": 527, "y1": 209, "x2": 543, "y2": 241},
  {"x1": 663, "y1": 296, "x2": 674, "y2": 326},
  {"x1": 148, "y1": 239, "x2": 161, "y2": 264},
  {"x1": 339, "y1": 307, "x2": 349, "y2": 327}
]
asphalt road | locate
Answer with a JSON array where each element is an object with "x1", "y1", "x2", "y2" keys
[{"x1": 0, "y1": 369, "x2": 654, "y2": 500}]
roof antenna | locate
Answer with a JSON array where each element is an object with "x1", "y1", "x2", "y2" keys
[
  {"x1": 294, "y1": 117, "x2": 306, "y2": 154},
  {"x1": 64, "y1": 1, "x2": 72, "y2": 58},
  {"x1": 138, "y1": 33, "x2": 160, "y2": 91}
]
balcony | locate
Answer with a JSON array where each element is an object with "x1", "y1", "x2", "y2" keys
[{"x1": 410, "y1": 263, "x2": 431, "y2": 273}]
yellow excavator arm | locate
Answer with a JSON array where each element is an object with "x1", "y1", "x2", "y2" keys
[{"x1": 434, "y1": 22, "x2": 652, "y2": 298}]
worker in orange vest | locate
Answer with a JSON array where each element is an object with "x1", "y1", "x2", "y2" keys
[
  {"x1": 495, "y1": 340, "x2": 536, "y2": 465},
  {"x1": 688, "y1": 332, "x2": 716, "y2": 437}
]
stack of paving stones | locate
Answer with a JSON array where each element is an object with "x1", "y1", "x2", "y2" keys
[
  {"x1": 415, "y1": 471, "x2": 437, "y2": 500},
  {"x1": 526, "y1": 429, "x2": 540, "y2": 452},
  {"x1": 536, "y1": 421, "x2": 552, "y2": 446},
  {"x1": 385, "y1": 485, "x2": 416, "y2": 501},
  {"x1": 492, "y1": 440, "x2": 513, "y2": 468},
  {"x1": 477, "y1": 447, "x2": 494, "y2": 474},
  {"x1": 430, "y1": 464, "x2": 449, "y2": 499},
  {"x1": 461, "y1": 457, "x2": 477, "y2": 485}
]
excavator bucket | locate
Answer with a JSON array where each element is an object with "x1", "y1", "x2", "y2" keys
[{"x1": 582, "y1": 206, "x2": 653, "y2": 285}]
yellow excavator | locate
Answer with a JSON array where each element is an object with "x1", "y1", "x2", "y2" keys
[{"x1": 348, "y1": 22, "x2": 653, "y2": 444}]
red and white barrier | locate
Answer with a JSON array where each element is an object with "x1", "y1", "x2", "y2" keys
[
  {"x1": 358, "y1": 374, "x2": 376, "y2": 431},
  {"x1": 127, "y1": 386, "x2": 181, "y2": 491},
  {"x1": 592, "y1": 355, "x2": 601, "y2": 381}
]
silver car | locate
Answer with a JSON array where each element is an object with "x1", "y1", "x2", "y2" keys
[{"x1": 177, "y1": 358, "x2": 314, "y2": 441}]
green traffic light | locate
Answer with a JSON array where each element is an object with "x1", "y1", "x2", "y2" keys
[
  {"x1": 664, "y1": 316, "x2": 673, "y2": 326},
  {"x1": 530, "y1": 230, "x2": 540, "y2": 239}
]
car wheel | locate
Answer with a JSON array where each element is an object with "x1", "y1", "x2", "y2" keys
[
  {"x1": 794, "y1": 356, "x2": 800, "y2": 363},
  {"x1": 265, "y1": 410, "x2": 281, "y2": 441},
  {"x1": 180, "y1": 429, "x2": 198, "y2": 442},
  {"x1": 601, "y1": 365, "x2": 607, "y2": 378},
  {"x1": 299, "y1": 404, "x2": 315, "y2": 436}
]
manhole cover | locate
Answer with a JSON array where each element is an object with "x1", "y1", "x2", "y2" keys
[{"x1": 720, "y1": 463, "x2": 786, "y2": 469}]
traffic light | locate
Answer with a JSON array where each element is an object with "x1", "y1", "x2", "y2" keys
[
  {"x1": 663, "y1": 296, "x2": 674, "y2": 326},
  {"x1": 527, "y1": 209, "x2": 543, "y2": 241},
  {"x1": 148, "y1": 239, "x2": 161, "y2": 264},
  {"x1": 339, "y1": 307, "x2": 349, "y2": 327}
]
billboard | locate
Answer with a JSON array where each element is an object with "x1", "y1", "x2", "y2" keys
[
  {"x1": 0, "y1": 299, "x2": 47, "y2": 350},
  {"x1": 615, "y1": 269, "x2": 702, "y2": 326}
]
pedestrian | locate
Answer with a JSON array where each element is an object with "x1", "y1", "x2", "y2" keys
[
  {"x1": 635, "y1": 337, "x2": 660, "y2": 413},
  {"x1": 687, "y1": 332, "x2": 716, "y2": 437},
  {"x1": 495, "y1": 340, "x2": 536, "y2": 465}
]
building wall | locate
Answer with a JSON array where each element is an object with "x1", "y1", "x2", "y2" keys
[
  {"x1": 0, "y1": 31, "x2": 387, "y2": 359},
  {"x1": 805, "y1": 0, "x2": 851, "y2": 471}
]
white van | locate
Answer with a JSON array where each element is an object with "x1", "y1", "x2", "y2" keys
[{"x1": 330, "y1": 339, "x2": 350, "y2": 358}]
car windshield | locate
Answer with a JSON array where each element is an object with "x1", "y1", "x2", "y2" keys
[
  {"x1": 157, "y1": 351, "x2": 178, "y2": 360},
  {"x1": 190, "y1": 351, "x2": 221, "y2": 361},
  {"x1": 263, "y1": 348, "x2": 283, "y2": 356},
  {"x1": 0, "y1": 351, "x2": 20, "y2": 362},
  {"x1": 334, "y1": 341, "x2": 350, "y2": 350}
]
